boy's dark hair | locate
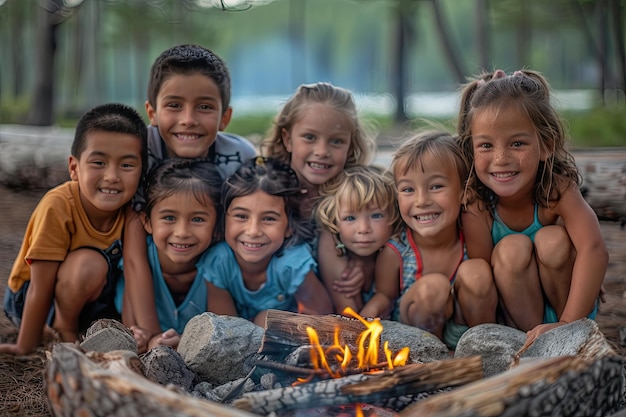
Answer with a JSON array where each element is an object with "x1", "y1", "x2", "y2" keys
[
  {"x1": 144, "y1": 157, "x2": 223, "y2": 239},
  {"x1": 147, "y1": 44, "x2": 231, "y2": 114},
  {"x1": 223, "y1": 156, "x2": 313, "y2": 247},
  {"x1": 71, "y1": 103, "x2": 148, "y2": 176}
]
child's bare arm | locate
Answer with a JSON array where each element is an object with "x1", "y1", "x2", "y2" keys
[
  {"x1": 0, "y1": 261, "x2": 59, "y2": 355},
  {"x1": 556, "y1": 185, "x2": 608, "y2": 323},
  {"x1": 461, "y1": 204, "x2": 494, "y2": 262},
  {"x1": 360, "y1": 246, "x2": 399, "y2": 319},
  {"x1": 122, "y1": 207, "x2": 161, "y2": 336},
  {"x1": 295, "y1": 271, "x2": 334, "y2": 315},
  {"x1": 317, "y1": 230, "x2": 362, "y2": 312},
  {"x1": 206, "y1": 282, "x2": 238, "y2": 317}
]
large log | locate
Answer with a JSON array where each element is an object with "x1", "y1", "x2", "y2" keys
[
  {"x1": 261, "y1": 309, "x2": 368, "y2": 355},
  {"x1": 46, "y1": 343, "x2": 259, "y2": 417},
  {"x1": 233, "y1": 356, "x2": 484, "y2": 415},
  {"x1": 401, "y1": 355, "x2": 625, "y2": 417}
]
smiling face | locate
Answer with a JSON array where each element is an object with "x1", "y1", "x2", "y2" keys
[
  {"x1": 336, "y1": 199, "x2": 393, "y2": 258},
  {"x1": 146, "y1": 73, "x2": 232, "y2": 159},
  {"x1": 69, "y1": 130, "x2": 143, "y2": 225},
  {"x1": 470, "y1": 103, "x2": 545, "y2": 202},
  {"x1": 225, "y1": 190, "x2": 292, "y2": 270},
  {"x1": 394, "y1": 155, "x2": 462, "y2": 241},
  {"x1": 282, "y1": 103, "x2": 352, "y2": 193},
  {"x1": 144, "y1": 191, "x2": 217, "y2": 271}
]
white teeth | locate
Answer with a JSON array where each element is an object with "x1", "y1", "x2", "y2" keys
[
  {"x1": 176, "y1": 134, "x2": 199, "y2": 141},
  {"x1": 171, "y1": 243, "x2": 190, "y2": 249},
  {"x1": 309, "y1": 162, "x2": 329, "y2": 169},
  {"x1": 416, "y1": 213, "x2": 439, "y2": 221},
  {"x1": 243, "y1": 242, "x2": 262, "y2": 248},
  {"x1": 100, "y1": 189, "x2": 119, "y2": 194},
  {"x1": 493, "y1": 172, "x2": 516, "y2": 178}
]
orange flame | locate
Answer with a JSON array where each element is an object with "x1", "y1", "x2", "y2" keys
[{"x1": 295, "y1": 307, "x2": 409, "y2": 384}]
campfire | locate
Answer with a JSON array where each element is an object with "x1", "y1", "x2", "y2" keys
[
  {"x1": 284, "y1": 307, "x2": 410, "y2": 385},
  {"x1": 45, "y1": 313, "x2": 625, "y2": 417}
]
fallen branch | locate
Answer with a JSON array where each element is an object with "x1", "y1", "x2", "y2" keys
[
  {"x1": 233, "y1": 356, "x2": 483, "y2": 415},
  {"x1": 401, "y1": 355, "x2": 625, "y2": 417},
  {"x1": 46, "y1": 343, "x2": 258, "y2": 417}
]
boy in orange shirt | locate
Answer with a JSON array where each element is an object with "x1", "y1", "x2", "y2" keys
[{"x1": 1, "y1": 103, "x2": 147, "y2": 355}]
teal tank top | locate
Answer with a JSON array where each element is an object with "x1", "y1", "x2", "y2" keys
[{"x1": 491, "y1": 203, "x2": 543, "y2": 244}]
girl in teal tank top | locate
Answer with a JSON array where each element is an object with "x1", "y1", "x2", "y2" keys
[{"x1": 458, "y1": 69, "x2": 607, "y2": 349}]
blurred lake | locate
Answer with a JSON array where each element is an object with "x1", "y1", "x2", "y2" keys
[{"x1": 231, "y1": 89, "x2": 598, "y2": 117}]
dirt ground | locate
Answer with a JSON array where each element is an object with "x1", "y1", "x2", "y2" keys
[{"x1": 0, "y1": 177, "x2": 625, "y2": 416}]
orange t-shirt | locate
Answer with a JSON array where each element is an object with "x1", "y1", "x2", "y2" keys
[{"x1": 7, "y1": 181, "x2": 124, "y2": 292}]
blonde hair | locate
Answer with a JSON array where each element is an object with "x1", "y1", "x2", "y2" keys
[
  {"x1": 314, "y1": 165, "x2": 401, "y2": 239},
  {"x1": 457, "y1": 69, "x2": 580, "y2": 209},
  {"x1": 391, "y1": 130, "x2": 468, "y2": 190},
  {"x1": 260, "y1": 82, "x2": 375, "y2": 167}
]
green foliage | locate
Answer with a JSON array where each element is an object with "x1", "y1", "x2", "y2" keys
[
  {"x1": 563, "y1": 108, "x2": 626, "y2": 147},
  {"x1": 0, "y1": 96, "x2": 30, "y2": 124}
]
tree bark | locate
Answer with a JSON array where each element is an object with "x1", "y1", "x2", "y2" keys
[
  {"x1": 401, "y1": 355, "x2": 625, "y2": 417},
  {"x1": 234, "y1": 356, "x2": 483, "y2": 415},
  {"x1": 47, "y1": 343, "x2": 258, "y2": 417}
]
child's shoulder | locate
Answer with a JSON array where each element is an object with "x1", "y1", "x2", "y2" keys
[
  {"x1": 215, "y1": 131, "x2": 257, "y2": 156},
  {"x1": 38, "y1": 181, "x2": 78, "y2": 208}
]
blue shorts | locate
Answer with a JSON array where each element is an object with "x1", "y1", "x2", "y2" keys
[
  {"x1": 543, "y1": 297, "x2": 599, "y2": 324},
  {"x1": 3, "y1": 241, "x2": 123, "y2": 333}
]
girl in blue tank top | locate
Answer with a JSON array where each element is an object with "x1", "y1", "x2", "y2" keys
[
  {"x1": 457, "y1": 69, "x2": 607, "y2": 350},
  {"x1": 115, "y1": 158, "x2": 223, "y2": 352},
  {"x1": 201, "y1": 157, "x2": 333, "y2": 326}
]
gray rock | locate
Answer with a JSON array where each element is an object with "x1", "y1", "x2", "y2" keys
[
  {"x1": 177, "y1": 313, "x2": 264, "y2": 386},
  {"x1": 454, "y1": 323, "x2": 526, "y2": 377},
  {"x1": 80, "y1": 319, "x2": 137, "y2": 353},
  {"x1": 522, "y1": 318, "x2": 616, "y2": 359},
  {"x1": 140, "y1": 345, "x2": 196, "y2": 391},
  {"x1": 380, "y1": 320, "x2": 451, "y2": 363}
]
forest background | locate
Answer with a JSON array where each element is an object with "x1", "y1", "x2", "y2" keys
[{"x1": 0, "y1": 0, "x2": 624, "y2": 147}]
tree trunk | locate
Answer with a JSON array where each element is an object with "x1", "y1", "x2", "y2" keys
[
  {"x1": 476, "y1": 0, "x2": 490, "y2": 71},
  {"x1": 429, "y1": 0, "x2": 465, "y2": 83},
  {"x1": 25, "y1": 0, "x2": 64, "y2": 126},
  {"x1": 234, "y1": 356, "x2": 483, "y2": 415},
  {"x1": 391, "y1": 0, "x2": 413, "y2": 123},
  {"x1": 47, "y1": 343, "x2": 258, "y2": 417},
  {"x1": 402, "y1": 355, "x2": 625, "y2": 416}
]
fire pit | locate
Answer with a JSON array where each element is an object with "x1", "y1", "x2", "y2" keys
[{"x1": 45, "y1": 313, "x2": 625, "y2": 417}]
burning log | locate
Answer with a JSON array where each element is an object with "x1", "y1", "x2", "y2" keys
[
  {"x1": 233, "y1": 356, "x2": 484, "y2": 415},
  {"x1": 261, "y1": 309, "x2": 369, "y2": 355},
  {"x1": 46, "y1": 343, "x2": 258, "y2": 417},
  {"x1": 400, "y1": 355, "x2": 625, "y2": 417}
]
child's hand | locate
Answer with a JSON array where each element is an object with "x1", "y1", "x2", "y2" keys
[
  {"x1": 130, "y1": 325, "x2": 152, "y2": 353},
  {"x1": 0, "y1": 343, "x2": 29, "y2": 356},
  {"x1": 152, "y1": 329, "x2": 181, "y2": 350},
  {"x1": 334, "y1": 259, "x2": 364, "y2": 298},
  {"x1": 516, "y1": 321, "x2": 568, "y2": 357}
]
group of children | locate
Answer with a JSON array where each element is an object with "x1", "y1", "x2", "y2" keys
[{"x1": 0, "y1": 45, "x2": 608, "y2": 356}]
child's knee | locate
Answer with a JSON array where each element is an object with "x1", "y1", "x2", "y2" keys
[
  {"x1": 492, "y1": 235, "x2": 534, "y2": 272},
  {"x1": 535, "y1": 226, "x2": 574, "y2": 268},
  {"x1": 57, "y1": 249, "x2": 108, "y2": 296},
  {"x1": 456, "y1": 264, "x2": 495, "y2": 299}
]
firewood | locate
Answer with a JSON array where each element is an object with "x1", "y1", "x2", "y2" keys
[
  {"x1": 46, "y1": 343, "x2": 258, "y2": 417},
  {"x1": 261, "y1": 309, "x2": 368, "y2": 355},
  {"x1": 233, "y1": 356, "x2": 484, "y2": 415},
  {"x1": 401, "y1": 355, "x2": 625, "y2": 417}
]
